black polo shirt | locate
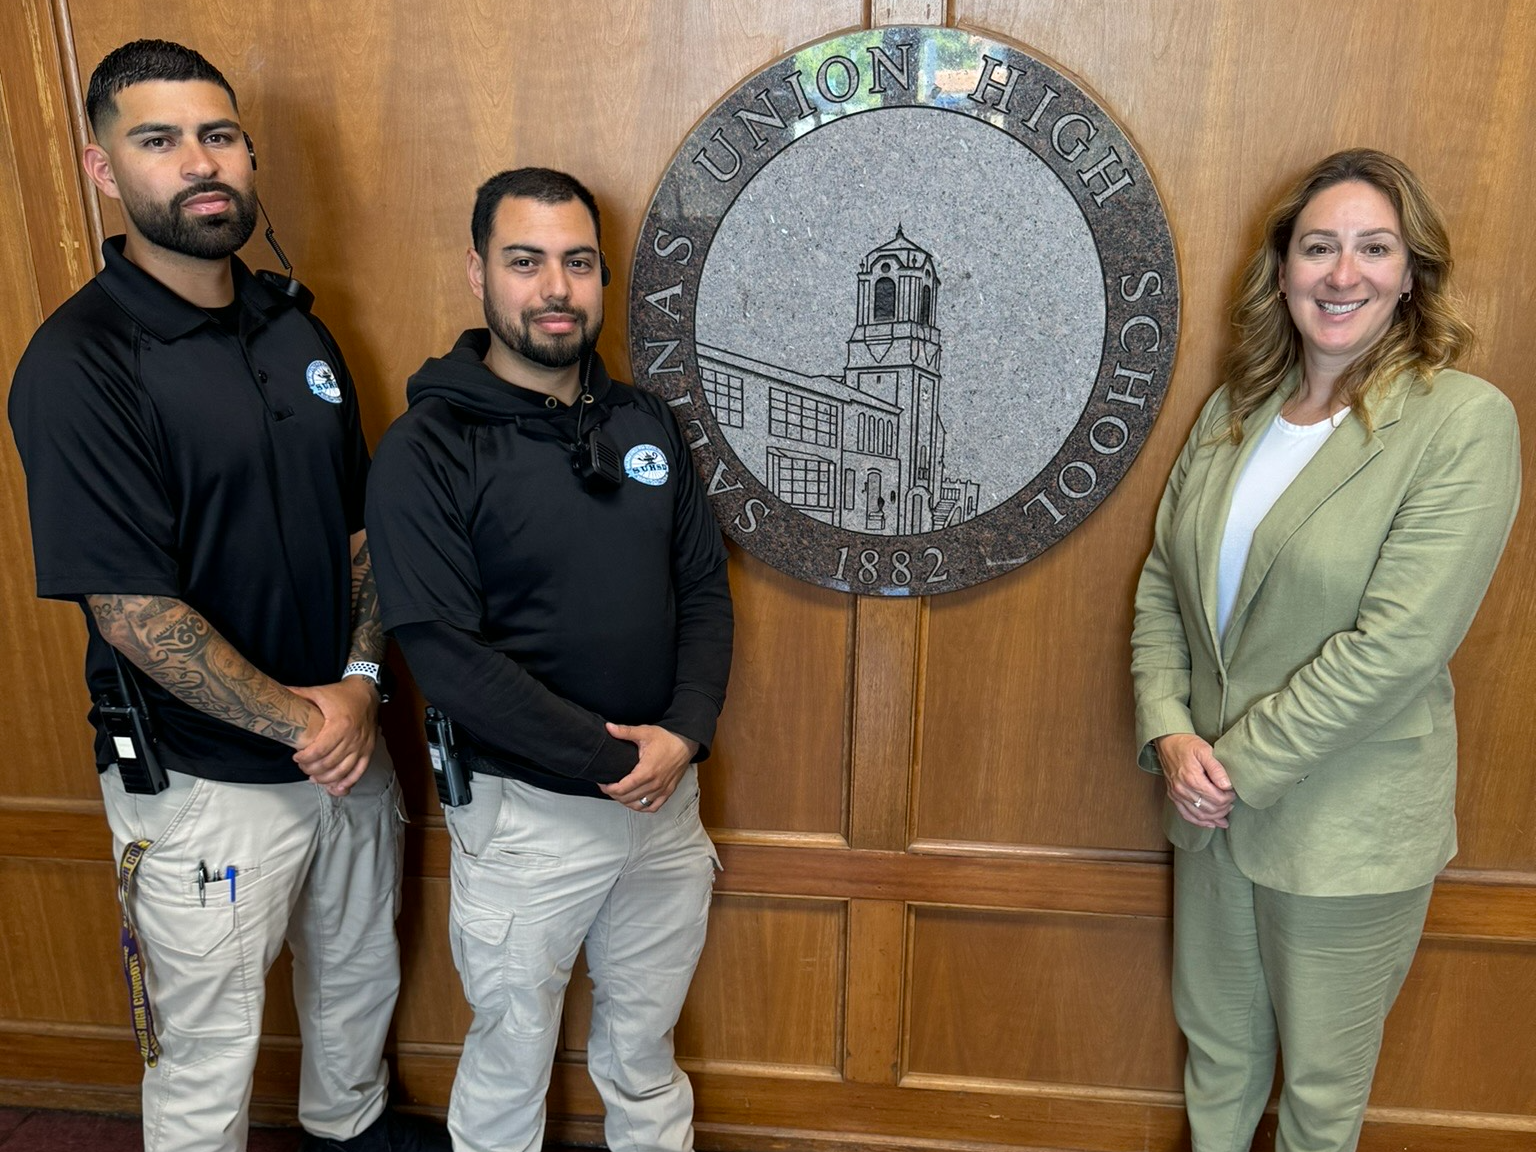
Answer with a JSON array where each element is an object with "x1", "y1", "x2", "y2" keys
[{"x1": 8, "y1": 237, "x2": 370, "y2": 783}]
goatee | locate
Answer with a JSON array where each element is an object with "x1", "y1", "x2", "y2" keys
[
  {"x1": 126, "y1": 180, "x2": 259, "y2": 260},
  {"x1": 485, "y1": 299, "x2": 602, "y2": 370}
]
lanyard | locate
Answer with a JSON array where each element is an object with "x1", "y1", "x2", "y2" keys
[{"x1": 116, "y1": 839, "x2": 161, "y2": 1067}]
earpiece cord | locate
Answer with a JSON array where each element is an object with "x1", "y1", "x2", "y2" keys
[{"x1": 256, "y1": 196, "x2": 293, "y2": 279}]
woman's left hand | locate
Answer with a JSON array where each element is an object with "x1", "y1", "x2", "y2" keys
[{"x1": 1154, "y1": 733, "x2": 1237, "y2": 828}]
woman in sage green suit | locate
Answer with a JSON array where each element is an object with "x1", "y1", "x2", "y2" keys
[{"x1": 1131, "y1": 149, "x2": 1520, "y2": 1152}]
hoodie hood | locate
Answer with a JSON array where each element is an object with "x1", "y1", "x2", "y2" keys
[{"x1": 405, "y1": 329, "x2": 628, "y2": 422}]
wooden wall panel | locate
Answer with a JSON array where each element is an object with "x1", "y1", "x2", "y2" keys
[
  {"x1": 675, "y1": 895, "x2": 845, "y2": 1070},
  {"x1": 557, "y1": 895, "x2": 847, "y2": 1071},
  {"x1": 2, "y1": 1, "x2": 1534, "y2": 1150},
  {"x1": 706, "y1": 554, "x2": 852, "y2": 839},
  {"x1": 390, "y1": 877, "x2": 469, "y2": 1047},
  {"x1": 916, "y1": 519, "x2": 1160, "y2": 852},
  {"x1": 905, "y1": 907, "x2": 1181, "y2": 1091},
  {"x1": 0, "y1": 860, "x2": 122, "y2": 1026},
  {"x1": 1374, "y1": 937, "x2": 1536, "y2": 1115},
  {"x1": 0, "y1": 0, "x2": 98, "y2": 805}
]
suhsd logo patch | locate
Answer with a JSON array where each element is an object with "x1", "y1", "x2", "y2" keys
[
  {"x1": 306, "y1": 360, "x2": 342, "y2": 404},
  {"x1": 624, "y1": 443, "x2": 669, "y2": 486}
]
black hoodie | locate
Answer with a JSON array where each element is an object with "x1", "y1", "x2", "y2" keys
[{"x1": 365, "y1": 330, "x2": 732, "y2": 797}]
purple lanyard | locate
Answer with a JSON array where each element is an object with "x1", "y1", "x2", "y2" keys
[{"x1": 116, "y1": 839, "x2": 162, "y2": 1067}]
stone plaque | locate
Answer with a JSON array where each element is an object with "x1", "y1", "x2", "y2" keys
[{"x1": 630, "y1": 26, "x2": 1178, "y2": 595}]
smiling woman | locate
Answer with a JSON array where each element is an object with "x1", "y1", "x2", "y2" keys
[
  {"x1": 1279, "y1": 180, "x2": 1414, "y2": 407},
  {"x1": 1131, "y1": 148, "x2": 1521, "y2": 1152},
  {"x1": 1218, "y1": 149, "x2": 1473, "y2": 443}
]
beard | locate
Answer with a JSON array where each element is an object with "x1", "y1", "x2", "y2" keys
[
  {"x1": 484, "y1": 292, "x2": 602, "y2": 370},
  {"x1": 123, "y1": 180, "x2": 259, "y2": 260}
]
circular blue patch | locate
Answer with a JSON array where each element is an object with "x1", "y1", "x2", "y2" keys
[
  {"x1": 306, "y1": 360, "x2": 342, "y2": 404},
  {"x1": 623, "y1": 443, "x2": 670, "y2": 486}
]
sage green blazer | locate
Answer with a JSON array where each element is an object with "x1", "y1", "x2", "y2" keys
[{"x1": 1131, "y1": 369, "x2": 1521, "y2": 896}]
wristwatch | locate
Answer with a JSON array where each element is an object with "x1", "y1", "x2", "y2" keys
[{"x1": 343, "y1": 660, "x2": 392, "y2": 703}]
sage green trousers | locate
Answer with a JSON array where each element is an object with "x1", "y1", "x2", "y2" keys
[{"x1": 1172, "y1": 829, "x2": 1431, "y2": 1152}]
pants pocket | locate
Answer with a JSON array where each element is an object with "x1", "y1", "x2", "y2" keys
[
  {"x1": 100, "y1": 766, "x2": 202, "y2": 847},
  {"x1": 133, "y1": 882, "x2": 252, "y2": 1041},
  {"x1": 444, "y1": 778, "x2": 506, "y2": 859},
  {"x1": 448, "y1": 881, "x2": 514, "y2": 1013}
]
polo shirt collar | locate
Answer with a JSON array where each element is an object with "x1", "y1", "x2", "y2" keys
[{"x1": 95, "y1": 235, "x2": 290, "y2": 342}]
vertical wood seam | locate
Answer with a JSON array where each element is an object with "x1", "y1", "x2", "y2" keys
[{"x1": 50, "y1": 0, "x2": 101, "y2": 267}]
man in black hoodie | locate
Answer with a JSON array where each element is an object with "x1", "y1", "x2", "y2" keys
[{"x1": 365, "y1": 169, "x2": 733, "y2": 1152}]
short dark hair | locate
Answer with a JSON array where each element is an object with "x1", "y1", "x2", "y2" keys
[
  {"x1": 471, "y1": 168, "x2": 601, "y2": 257},
  {"x1": 86, "y1": 39, "x2": 238, "y2": 136}
]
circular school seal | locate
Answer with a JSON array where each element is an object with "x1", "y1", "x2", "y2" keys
[{"x1": 629, "y1": 26, "x2": 1178, "y2": 595}]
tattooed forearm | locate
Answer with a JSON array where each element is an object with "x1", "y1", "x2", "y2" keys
[
  {"x1": 86, "y1": 594, "x2": 317, "y2": 747},
  {"x1": 346, "y1": 534, "x2": 385, "y2": 666}
]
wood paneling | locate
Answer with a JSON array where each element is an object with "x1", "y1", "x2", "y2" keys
[
  {"x1": 680, "y1": 895, "x2": 847, "y2": 1070},
  {"x1": 917, "y1": 522, "x2": 1159, "y2": 851},
  {"x1": 842, "y1": 899, "x2": 906, "y2": 1084},
  {"x1": 2, "y1": 1, "x2": 1534, "y2": 1149},
  {"x1": 0, "y1": 859, "x2": 122, "y2": 1026},
  {"x1": 0, "y1": 0, "x2": 97, "y2": 806},
  {"x1": 382, "y1": 877, "x2": 466, "y2": 1047},
  {"x1": 556, "y1": 894, "x2": 848, "y2": 1073},
  {"x1": 905, "y1": 907, "x2": 1180, "y2": 1090},
  {"x1": 851, "y1": 599, "x2": 920, "y2": 850},
  {"x1": 1374, "y1": 937, "x2": 1536, "y2": 1115},
  {"x1": 706, "y1": 552, "x2": 852, "y2": 838}
]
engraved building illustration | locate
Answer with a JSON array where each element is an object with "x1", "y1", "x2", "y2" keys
[{"x1": 698, "y1": 228, "x2": 981, "y2": 534}]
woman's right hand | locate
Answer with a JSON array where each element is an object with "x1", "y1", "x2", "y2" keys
[{"x1": 1154, "y1": 733, "x2": 1236, "y2": 828}]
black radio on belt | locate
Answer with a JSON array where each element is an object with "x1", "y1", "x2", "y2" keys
[
  {"x1": 424, "y1": 705, "x2": 471, "y2": 808},
  {"x1": 100, "y1": 652, "x2": 168, "y2": 795}
]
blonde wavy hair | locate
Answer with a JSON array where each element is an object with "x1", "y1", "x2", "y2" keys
[{"x1": 1221, "y1": 149, "x2": 1473, "y2": 442}]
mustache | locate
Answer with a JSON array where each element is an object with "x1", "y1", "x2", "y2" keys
[
  {"x1": 526, "y1": 305, "x2": 588, "y2": 322},
  {"x1": 171, "y1": 181, "x2": 247, "y2": 210}
]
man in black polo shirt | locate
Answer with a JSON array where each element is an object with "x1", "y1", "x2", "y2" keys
[
  {"x1": 365, "y1": 168, "x2": 733, "y2": 1152},
  {"x1": 7, "y1": 40, "x2": 443, "y2": 1152}
]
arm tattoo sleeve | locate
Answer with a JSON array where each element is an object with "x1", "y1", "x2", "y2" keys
[
  {"x1": 346, "y1": 535, "x2": 385, "y2": 666},
  {"x1": 86, "y1": 594, "x2": 315, "y2": 748}
]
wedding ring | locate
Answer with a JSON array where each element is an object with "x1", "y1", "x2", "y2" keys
[
  {"x1": 1193, "y1": 796, "x2": 1203, "y2": 809},
  {"x1": 639, "y1": 797, "x2": 652, "y2": 808}
]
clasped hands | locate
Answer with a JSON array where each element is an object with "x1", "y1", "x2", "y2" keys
[
  {"x1": 1154, "y1": 733, "x2": 1235, "y2": 828},
  {"x1": 290, "y1": 678, "x2": 380, "y2": 797},
  {"x1": 600, "y1": 723, "x2": 698, "y2": 813},
  {"x1": 284, "y1": 686, "x2": 695, "y2": 808}
]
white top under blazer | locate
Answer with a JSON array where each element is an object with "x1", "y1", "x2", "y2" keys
[{"x1": 1216, "y1": 408, "x2": 1349, "y2": 636}]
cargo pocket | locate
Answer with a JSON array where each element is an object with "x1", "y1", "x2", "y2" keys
[
  {"x1": 448, "y1": 882, "x2": 513, "y2": 1014},
  {"x1": 132, "y1": 882, "x2": 251, "y2": 1041}
]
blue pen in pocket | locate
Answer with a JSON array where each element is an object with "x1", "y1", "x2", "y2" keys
[{"x1": 227, "y1": 866, "x2": 237, "y2": 904}]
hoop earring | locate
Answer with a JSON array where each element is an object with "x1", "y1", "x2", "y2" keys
[
  {"x1": 1277, "y1": 290, "x2": 1287, "y2": 301},
  {"x1": 1399, "y1": 290, "x2": 1412, "y2": 303}
]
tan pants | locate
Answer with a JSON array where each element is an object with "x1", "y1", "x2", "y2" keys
[
  {"x1": 101, "y1": 749, "x2": 405, "y2": 1152},
  {"x1": 443, "y1": 766, "x2": 718, "y2": 1152},
  {"x1": 1173, "y1": 829, "x2": 1432, "y2": 1152}
]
